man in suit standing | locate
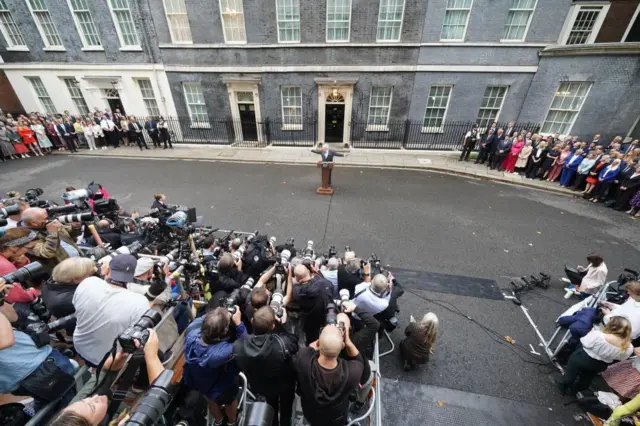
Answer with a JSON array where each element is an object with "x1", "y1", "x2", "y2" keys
[
  {"x1": 128, "y1": 116, "x2": 149, "y2": 151},
  {"x1": 100, "y1": 114, "x2": 118, "y2": 148},
  {"x1": 622, "y1": 139, "x2": 639, "y2": 155},
  {"x1": 475, "y1": 128, "x2": 496, "y2": 165},
  {"x1": 144, "y1": 116, "x2": 160, "y2": 148},
  {"x1": 592, "y1": 134, "x2": 603, "y2": 146},
  {"x1": 504, "y1": 121, "x2": 516, "y2": 138},
  {"x1": 54, "y1": 118, "x2": 71, "y2": 151},
  {"x1": 311, "y1": 144, "x2": 345, "y2": 186}
]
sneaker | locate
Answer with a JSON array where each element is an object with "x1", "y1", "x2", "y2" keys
[
  {"x1": 560, "y1": 277, "x2": 571, "y2": 284},
  {"x1": 213, "y1": 420, "x2": 224, "y2": 426},
  {"x1": 226, "y1": 420, "x2": 239, "y2": 426}
]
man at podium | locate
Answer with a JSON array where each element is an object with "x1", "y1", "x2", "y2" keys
[{"x1": 311, "y1": 144, "x2": 344, "y2": 185}]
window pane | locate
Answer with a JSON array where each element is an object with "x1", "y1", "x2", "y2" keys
[
  {"x1": 276, "y1": 0, "x2": 300, "y2": 42},
  {"x1": 63, "y1": 78, "x2": 89, "y2": 114},
  {"x1": 69, "y1": 0, "x2": 101, "y2": 47},
  {"x1": 475, "y1": 86, "x2": 508, "y2": 128},
  {"x1": 367, "y1": 87, "x2": 392, "y2": 127},
  {"x1": 110, "y1": 0, "x2": 139, "y2": 46},
  {"x1": 28, "y1": 77, "x2": 56, "y2": 113},
  {"x1": 164, "y1": 0, "x2": 192, "y2": 42},
  {"x1": 28, "y1": 0, "x2": 63, "y2": 47},
  {"x1": 441, "y1": 2, "x2": 472, "y2": 41},
  {"x1": 541, "y1": 82, "x2": 591, "y2": 135},
  {"x1": 567, "y1": 6, "x2": 602, "y2": 45},
  {"x1": 377, "y1": 0, "x2": 405, "y2": 41},
  {"x1": 220, "y1": 0, "x2": 246, "y2": 42},
  {"x1": 0, "y1": 3, "x2": 26, "y2": 47},
  {"x1": 137, "y1": 79, "x2": 161, "y2": 117},
  {"x1": 327, "y1": 0, "x2": 352, "y2": 41},
  {"x1": 281, "y1": 86, "x2": 302, "y2": 125},
  {"x1": 423, "y1": 85, "x2": 452, "y2": 130},
  {"x1": 502, "y1": 0, "x2": 536, "y2": 41},
  {"x1": 183, "y1": 83, "x2": 209, "y2": 122}
]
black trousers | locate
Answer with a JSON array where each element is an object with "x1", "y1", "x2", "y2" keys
[
  {"x1": 475, "y1": 145, "x2": 492, "y2": 164},
  {"x1": 149, "y1": 131, "x2": 160, "y2": 147},
  {"x1": 526, "y1": 160, "x2": 540, "y2": 178},
  {"x1": 492, "y1": 152, "x2": 507, "y2": 170},
  {"x1": 265, "y1": 386, "x2": 295, "y2": 426},
  {"x1": 459, "y1": 141, "x2": 475, "y2": 161},
  {"x1": 572, "y1": 173, "x2": 588, "y2": 190},
  {"x1": 105, "y1": 130, "x2": 119, "y2": 148},
  {"x1": 564, "y1": 265, "x2": 587, "y2": 286},
  {"x1": 131, "y1": 133, "x2": 148, "y2": 150},
  {"x1": 557, "y1": 348, "x2": 608, "y2": 393}
]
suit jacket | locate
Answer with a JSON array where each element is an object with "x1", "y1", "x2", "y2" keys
[
  {"x1": 311, "y1": 149, "x2": 344, "y2": 162},
  {"x1": 64, "y1": 123, "x2": 76, "y2": 138},
  {"x1": 530, "y1": 147, "x2": 547, "y2": 163},
  {"x1": 55, "y1": 123, "x2": 67, "y2": 137},
  {"x1": 564, "y1": 154, "x2": 583, "y2": 171},
  {"x1": 144, "y1": 121, "x2": 158, "y2": 133},
  {"x1": 599, "y1": 166, "x2": 621, "y2": 183},
  {"x1": 483, "y1": 133, "x2": 497, "y2": 149},
  {"x1": 504, "y1": 127, "x2": 516, "y2": 138},
  {"x1": 128, "y1": 121, "x2": 142, "y2": 137},
  {"x1": 620, "y1": 174, "x2": 640, "y2": 191}
]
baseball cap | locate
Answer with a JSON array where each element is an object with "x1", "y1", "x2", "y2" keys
[
  {"x1": 109, "y1": 254, "x2": 137, "y2": 283},
  {"x1": 135, "y1": 257, "x2": 155, "y2": 277}
]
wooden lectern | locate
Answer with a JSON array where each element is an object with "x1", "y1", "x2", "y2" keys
[{"x1": 316, "y1": 161, "x2": 334, "y2": 195}]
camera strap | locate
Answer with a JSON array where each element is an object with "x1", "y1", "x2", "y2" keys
[
  {"x1": 91, "y1": 338, "x2": 119, "y2": 395},
  {"x1": 106, "y1": 351, "x2": 145, "y2": 419}
]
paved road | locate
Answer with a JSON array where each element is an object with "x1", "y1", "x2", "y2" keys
[{"x1": 3, "y1": 155, "x2": 640, "y2": 424}]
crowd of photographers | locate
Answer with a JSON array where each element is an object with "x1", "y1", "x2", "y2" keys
[{"x1": 0, "y1": 185, "x2": 424, "y2": 426}]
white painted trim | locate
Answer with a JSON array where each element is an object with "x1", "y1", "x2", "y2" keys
[
  {"x1": 225, "y1": 81, "x2": 264, "y2": 143},
  {"x1": 318, "y1": 83, "x2": 353, "y2": 144},
  {"x1": 219, "y1": 0, "x2": 247, "y2": 44},
  {"x1": 376, "y1": 0, "x2": 406, "y2": 42},
  {"x1": 119, "y1": 46, "x2": 143, "y2": 52},
  {"x1": 421, "y1": 42, "x2": 547, "y2": 47},
  {"x1": 440, "y1": 0, "x2": 474, "y2": 42},
  {"x1": 493, "y1": 86, "x2": 508, "y2": 122},
  {"x1": 540, "y1": 81, "x2": 593, "y2": 136},
  {"x1": 159, "y1": 42, "x2": 419, "y2": 48},
  {"x1": 66, "y1": 0, "x2": 102, "y2": 49},
  {"x1": 81, "y1": 46, "x2": 104, "y2": 52},
  {"x1": 366, "y1": 86, "x2": 393, "y2": 129},
  {"x1": 5, "y1": 46, "x2": 30, "y2": 52},
  {"x1": 275, "y1": 0, "x2": 301, "y2": 43},
  {"x1": 558, "y1": 2, "x2": 610, "y2": 45},
  {"x1": 42, "y1": 47, "x2": 66, "y2": 52},
  {"x1": 24, "y1": 0, "x2": 64, "y2": 48},
  {"x1": 501, "y1": 0, "x2": 538, "y2": 42},
  {"x1": 280, "y1": 86, "x2": 303, "y2": 129},
  {"x1": 106, "y1": 0, "x2": 140, "y2": 48},
  {"x1": 326, "y1": 0, "x2": 352, "y2": 43},
  {"x1": 0, "y1": 63, "x2": 166, "y2": 71},
  {"x1": 622, "y1": 2, "x2": 640, "y2": 42},
  {"x1": 627, "y1": 114, "x2": 640, "y2": 138},
  {"x1": 422, "y1": 84, "x2": 453, "y2": 134},
  {"x1": 163, "y1": 64, "x2": 539, "y2": 73}
]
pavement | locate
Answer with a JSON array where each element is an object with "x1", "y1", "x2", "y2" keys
[
  {"x1": 3, "y1": 155, "x2": 640, "y2": 425},
  {"x1": 56, "y1": 144, "x2": 578, "y2": 196}
]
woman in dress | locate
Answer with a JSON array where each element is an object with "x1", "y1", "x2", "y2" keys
[
  {"x1": 17, "y1": 119, "x2": 44, "y2": 156},
  {"x1": 30, "y1": 119, "x2": 53, "y2": 153},
  {"x1": 526, "y1": 141, "x2": 547, "y2": 179},
  {"x1": 547, "y1": 145, "x2": 571, "y2": 182},
  {"x1": 7, "y1": 124, "x2": 29, "y2": 158},
  {"x1": 583, "y1": 155, "x2": 610, "y2": 197},
  {"x1": 540, "y1": 143, "x2": 560, "y2": 180},
  {"x1": 515, "y1": 138, "x2": 533, "y2": 173},
  {"x1": 91, "y1": 120, "x2": 105, "y2": 149},
  {"x1": 0, "y1": 122, "x2": 18, "y2": 161},
  {"x1": 591, "y1": 159, "x2": 622, "y2": 202},
  {"x1": 119, "y1": 117, "x2": 130, "y2": 147},
  {"x1": 83, "y1": 120, "x2": 97, "y2": 150},
  {"x1": 502, "y1": 134, "x2": 525, "y2": 173},
  {"x1": 44, "y1": 118, "x2": 64, "y2": 150}
]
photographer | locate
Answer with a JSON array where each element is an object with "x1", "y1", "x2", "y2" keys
[
  {"x1": 151, "y1": 193, "x2": 168, "y2": 212},
  {"x1": 290, "y1": 264, "x2": 332, "y2": 343},
  {"x1": 0, "y1": 198, "x2": 28, "y2": 231},
  {"x1": 293, "y1": 312, "x2": 364, "y2": 426},
  {"x1": 233, "y1": 307, "x2": 299, "y2": 426},
  {"x1": 184, "y1": 307, "x2": 247, "y2": 426},
  {"x1": 41, "y1": 257, "x2": 96, "y2": 319},
  {"x1": 84, "y1": 219, "x2": 123, "y2": 249},
  {"x1": 126, "y1": 258, "x2": 171, "y2": 312},
  {"x1": 216, "y1": 253, "x2": 249, "y2": 293},
  {"x1": 72, "y1": 254, "x2": 150, "y2": 366},
  {"x1": 0, "y1": 228, "x2": 40, "y2": 304},
  {"x1": 601, "y1": 280, "x2": 640, "y2": 341},
  {"x1": 0, "y1": 294, "x2": 76, "y2": 411},
  {"x1": 352, "y1": 269, "x2": 393, "y2": 317},
  {"x1": 321, "y1": 257, "x2": 339, "y2": 297},
  {"x1": 337, "y1": 258, "x2": 362, "y2": 297},
  {"x1": 21, "y1": 207, "x2": 81, "y2": 275}
]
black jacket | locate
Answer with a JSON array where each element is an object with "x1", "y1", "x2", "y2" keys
[
  {"x1": 86, "y1": 229, "x2": 123, "y2": 249},
  {"x1": 151, "y1": 199, "x2": 168, "y2": 211},
  {"x1": 482, "y1": 133, "x2": 497, "y2": 149},
  {"x1": 41, "y1": 280, "x2": 78, "y2": 319},
  {"x1": 233, "y1": 331, "x2": 299, "y2": 397},
  {"x1": 128, "y1": 121, "x2": 142, "y2": 138},
  {"x1": 216, "y1": 269, "x2": 249, "y2": 293},
  {"x1": 337, "y1": 265, "x2": 361, "y2": 298},
  {"x1": 311, "y1": 149, "x2": 344, "y2": 162}
]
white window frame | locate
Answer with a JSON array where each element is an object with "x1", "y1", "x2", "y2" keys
[
  {"x1": 501, "y1": 0, "x2": 537, "y2": 42},
  {"x1": 540, "y1": 82, "x2": 592, "y2": 137},
  {"x1": 62, "y1": 78, "x2": 90, "y2": 114},
  {"x1": 326, "y1": 0, "x2": 352, "y2": 43},
  {"x1": 376, "y1": 0, "x2": 406, "y2": 42},
  {"x1": 422, "y1": 85, "x2": 453, "y2": 134},
  {"x1": 558, "y1": 2, "x2": 610, "y2": 45},
  {"x1": 440, "y1": 0, "x2": 474, "y2": 42},
  {"x1": 136, "y1": 78, "x2": 161, "y2": 117},
  {"x1": 0, "y1": 0, "x2": 28, "y2": 50},
  {"x1": 276, "y1": 0, "x2": 300, "y2": 43},
  {"x1": 25, "y1": 0, "x2": 64, "y2": 50},
  {"x1": 66, "y1": 0, "x2": 102, "y2": 50},
  {"x1": 476, "y1": 85, "x2": 509, "y2": 129},
  {"x1": 27, "y1": 76, "x2": 57, "y2": 113},
  {"x1": 163, "y1": 0, "x2": 192, "y2": 44},
  {"x1": 219, "y1": 0, "x2": 247, "y2": 44},
  {"x1": 281, "y1": 86, "x2": 303, "y2": 130},
  {"x1": 182, "y1": 83, "x2": 210, "y2": 128},
  {"x1": 622, "y1": 1, "x2": 640, "y2": 42},
  {"x1": 107, "y1": 0, "x2": 141, "y2": 50},
  {"x1": 366, "y1": 87, "x2": 393, "y2": 132}
]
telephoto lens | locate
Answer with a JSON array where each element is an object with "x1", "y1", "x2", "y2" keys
[
  {"x1": 241, "y1": 277, "x2": 255, "y2": 291},
  {"x1": 269, "y1": 236, "x2": 276, "y2": 248},
  {"x1": 1, "y1": 262, "x2": 43, "y2": 284},
  {"x1": 325, "y1": 303, "x2": 338, "y2": 326},
  {"x1": 118, "y1": 309, "x2": 163, "y2": 353},
  {"x1": 244, "y1": 401, "x2": 275, "y2": 426},
  {"x1": 270, "y1": 290, "x2": 284, "y2": 317},
  {"x1": 303, "y1": 241, "x2": 314, "y2": 260},
  {"x1": 62, "y1": 188, "x2": 92, "y2": 202},
  {"x1": 336, "y1": 289, "x2": 350, "y2": 310},
  {"x1": 45, "y1": 204, "x2": 78, "y2": 216},
  {"x1": 0, "y1": 204, "x2": 21, "y2": 218},
  {"x1": 0, "y1": 218, "x2": 6, "y2": 227},
  {"x1": 57, "y1": 212, "x2": 95, "y2": 224},
  {"x1": 125, "y1": 370, "x2": 174, "y2": 426},
  {"x1": 46, "y1": 313, "x2": 77, "y2": 333},
  {"x1": 232, "y1": 246, "x2": 245, "y2": 262}
]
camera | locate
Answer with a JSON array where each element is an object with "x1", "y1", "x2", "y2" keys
[
  {"x1": 56, "y1": 212, "x2": 95, "y2": 224},
  {"x1": 333, "y1": 289, "x2": 350, "y2": 311},
  {"x1": 94, "y1": 198, "x2": 120, "y2": 216},
  {"x1": 46, "y1": 204, "x2": 79, "y2": 216},
  {"x1": 0, "y1": 218, "x2": 6, "y2": 228},
  {"x1": 270, "y1": 290, "x2": 284, "y2": 318},
  {"x1": 24, "y1": 188, "x2": 44, "y2": 202},
  {"x1": 24, "y1": 313, "x2": 77, "y2": 348},
  {"x1": 0, "y1": 204, "x2": 20, "y2": 218},
  {"x1": 2, "y1": 262, "x2": 43, "y2": 285},
  {"x1": 123, "y1": 370, "x2": 174, "y2": 426},
  {"x1": 302, "y1": 240, "x2": 315, "y2": 261},
  {"x1": 274, "y1": 249, "x2": 291, "y2": 275},
  {"x1": 233, "y1": 246, "x2": 245, "y2": 262},
  {"x1": 62, "y1": 188, "x2": 92, "y2": 202},
  {"x1": 118, "y1": 309, "x2": 162, "y2": 353},
  {"x1": 325, "y1": 303, "x2": 338, "y2": 326}
]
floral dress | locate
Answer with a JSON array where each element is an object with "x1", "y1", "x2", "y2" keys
[{"x1": 31, "y1": 124, "x2": 53, "y2": 148}]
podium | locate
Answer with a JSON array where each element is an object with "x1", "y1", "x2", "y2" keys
[{"x1": 316, "y1": 161, "x2": 334, "y2": 195}]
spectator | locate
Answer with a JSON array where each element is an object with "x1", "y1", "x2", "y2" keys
[
  {"x1": 515, "y1": 138, "x2": 533, "y2": 173},
  {"x1": 184, "y1": 307, "x2": 246, "y2": 426},
  {"x1": 474, "y1": 128, "x2": 496, "y2": 165},
  {"x1": 0, "y1": 228, "x2": 39, "y2": 304},
  {"x1": 526, "y1": 140, "x2": 547, "y2": 179},
  {"x1": 118, "y1": 116, "x2": 130, "y2": 147},
  {"x1": 73, "y1": 118, "x2": 86, "y2": 148},
  {"x1": 63, "y1": 119, "x2": 79, "y2": 152},
  {"x1": 622, "y1": 139, "x2": 640, "y2": 156},
  {"x1": 502, "y1": 135, "x2": 525, "y2": 173},
  {"x1": 145, "y1": 116, "x2": 160, "y2": 148},
  {"x1": 233, "y1": 307, "x2": 298, "y2": 426},
  {"x1": 459, "y1": 124, "x2": 478, "y2": 162},
  {"x1": 559, "y1": 149, "x2": 583, "y2": 188},
  {"x1": 321, "y1": 257, "x2": 339, "y2": 297},
  {"x1": 0, "y1": 122, "x2": 18, "y2": 161},
  {"x1": 601, "y1": 280, "x2": 640, "y2": 340},
  {"x1": 92, "y1": 119, "x2": 106, "y2": 150},
  {"x1": 612, "y1": 166, "x2": 640, "y2": 211},
  {"x1": 547, "y1": 145, "x2": 571, "y2": 182},
  {"x1": 540, "y1": 144, "x2": 560, "y2": 180},
  {"x1": 82, "y1": 120, "x2": 97, "y2": 151},
  {"x1": 126, "y1": 257, "x2": 171, "y2": 311},
  {"x1": 158, "y1": 117, "x2": 173, "y2": 149},
  {"x1": 128, "y1": 116, "x2": 148, "y2": 151},
  {"x1": 151, "y1": 193, "x2": 168, "y2": 211},
  {"x1": 487, "y1": 128, "x2": 504, "y2": 166},
  {"x1": 400, "y1": 312, "x2": 438, "y2": 371},
  {"x1": 491, "y1": 135, "x2": 512, "y2": 171},
  {"x1": 583, "y1": 155, "x2": 610, "y2": 197},
  {"x1": 44, "y1": 118, "x2": 63, "y2": 150},
  {"x1": 628, "y1": 188, "x2": 640, "y2": 217},
  {"x1": 564, "y1": 252, "x2": 608, "y2": 295},
  {"x1": 555, "y1": 317, "x2": 633, "y2": 395},
  {"x1": 215, "y1": 253, "x2": 249, "y2": 293},
  {"x1": 42, "y1": 257, "x2": 97, "y2": 319},
  {"x1": 337, "y1": 257, "x2": 362, "y2": 297},
  {"x1": 72, "y1": 254, "x2": 150, "y2": 366},
  {"x1": 30, "y1": 118, "x2": 53, "y2": 154},
  {"x1": 590, "y1": 159, "x2": 622, "y2": 203},
  {"x1": 17, "y1": 119, "x2": 43, "y2": 157},
  {"x1": 571, "y1": 152, "x2": 596, "y2": 191},
  {"x1": 100, "y1": 114, "x2": 117, "y2": 148}
]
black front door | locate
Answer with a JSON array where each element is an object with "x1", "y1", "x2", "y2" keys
[
  {"x1": 238, "y1": 104, "x2": 258, "y2": 141},
  {"x1": 325, "y1": 104, "x2": 345, "y2": 143},
  {"x1": 107, "y1": 98, "x2": 125, "y2": 116}
]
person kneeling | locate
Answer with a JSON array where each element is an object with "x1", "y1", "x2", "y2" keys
[
  {"x1": 400, "y1": 313, "x2": 438, "y2": 371},
  {"x1": 564, "y1": 252, "x2": 608, "y2": 296},
  {"x1": 184, "y1": 307, "x2": 247, "y2": 426}
]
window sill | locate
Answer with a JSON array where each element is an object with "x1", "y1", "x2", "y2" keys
[
  {"x1": 326, "y1": 40, "x2": 350, "y2": 43},
  {"x1": 421, "y1": 127, "x2": 444, "y2": 134},
  {"x1": 224, "y1": 41, "x2": 247, "y2": 45},
  {"x1": 119, "y1": 46, "x2": 143, "y2": 52},
  {"x1": 190, "y1": 123, "x2": 211, "y2": 129},
  {"x1": 376, "y1": 39, "x2": 401, "y2": 43},
  {"x1": 277, "y1": 40, "x2": 300, "y2": 44},
  {"x1": 439, "y1": 38, "x2": 465, "y2": 43},
  {"x1": 5, "y1": 46, "x2": 29, "y2": 51},
  {"x1": 499, "y1": 39, "x2": 526, "y2": 43},
  {"x1": 81, "y1": 46, "x2": 104, "y2": 51},
  {"x1": 169, "y1": 40, "x2": 193, "y2": 45},
  {"x1": 43, "y1": 46, "x2": 66, "y2": 52},
  {"x1": 281, "y1": 124, "x2": 303, "y2": 131},
  {"x1": 366, "y1": 125, "x2": 389, "y2": 132}
]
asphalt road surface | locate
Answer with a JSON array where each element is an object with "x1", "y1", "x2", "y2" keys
[{"x1": 3, "y1": 155, "x2": 640, "y2": 425}]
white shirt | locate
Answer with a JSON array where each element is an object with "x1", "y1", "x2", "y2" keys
[
  {"x1": 605, "y1": 299, "x2": 640, "y2": 339},
  {"x1": 581, "y1": 330, "x2": 633, "y2": 363},
  {"x1": 353, "y1": 282, "x2": 390, "y2": 316},
  {"x1": 580, "y1": 263, "x2": 608, "y2": 293},
  {"x1": 72, "y1": 276, "x2": 149, "y2": 365},
  {"x1": 83, "y1": 126, "x2": 93, "y2": 136},
  {"x1": 91, "y1": 124, "x2": 104, "y2": 137},
  {"x1": 321, "y1": 269, "x2": 338, "y2": 297},
  {"x1": 100, "y1": 119, "x2": 115, "y2": 131}
]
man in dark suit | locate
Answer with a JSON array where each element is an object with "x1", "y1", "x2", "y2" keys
[
  {"x1": 608, "y1": 159, "x2": 639, "y2": 203},
  {"x1": 128, "y1": 116, "x2": 149, "y2": 151},
  {"x1": 311, "y1": 144, "x2": 345, "y2": 185},
  {"x1": 475, "y1": 128, "x2": 496, "y2": 165},
  {"x1": 144, "y1": 116, "x2": 160, "y2": 148},
  {"x1": 622, "y1": 139, "x2": 639, "y2": 156},
  {"x1": 504, "y1": 121, "x2": 516, "y2": 138},
  {"x1": 487, "y1": 128, "x2": 504, "y2": 167}
]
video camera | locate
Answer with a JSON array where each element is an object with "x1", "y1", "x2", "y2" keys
[{"x1": 118, "y1": 309, "x2": 162, "y2": 353}]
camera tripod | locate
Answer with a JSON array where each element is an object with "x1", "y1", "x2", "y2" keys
[{"x1": 507, "y1": 272, "x2": 551, "y2": 305}]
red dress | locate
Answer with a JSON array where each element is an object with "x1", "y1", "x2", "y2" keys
[
  {"x1": 17, "y1": 126, "x2": 37, "y2": 144},
  {"x1": 586, "y1": 162, "x2": 606, "y2": 185},
  {"x1": 501, "y1": 141, "x2": 524, "y2": 172}
]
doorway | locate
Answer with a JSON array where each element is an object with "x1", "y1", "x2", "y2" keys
[
  {"x1": 102, "y1": 88, "x2": 126, "y2": 116},
  {"x1": 238, "y1": 103, "x2": 257, "y2": 141},
  {"x1": 325, "y1": 104, "x2": 345, "y2": 143}
]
